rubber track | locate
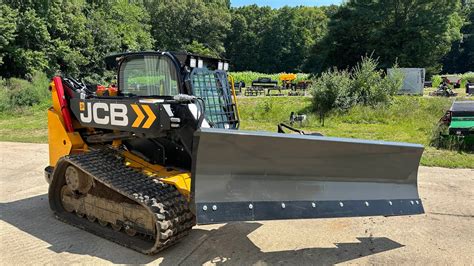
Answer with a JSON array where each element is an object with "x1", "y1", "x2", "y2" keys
[{"x1": 50, "y1": 150, "x2": 195, "y2": 254}]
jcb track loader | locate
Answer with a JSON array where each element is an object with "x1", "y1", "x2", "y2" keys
[{"x1": 45, "y1": 51, "x2": 424, "y2": 254}]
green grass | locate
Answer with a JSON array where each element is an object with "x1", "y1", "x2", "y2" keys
[
  {"x1": 0, "y1": 102, "x2": 49, "y2": 143},
  {"x1": 0, "y1": 95, "x2": 472, "y2": 168},
  {"x1": 237, "y1": 96, "x2": 473, "y2": 168}
]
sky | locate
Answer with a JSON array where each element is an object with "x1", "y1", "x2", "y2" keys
[{"x1": 231, "y1": 0, "x2": 343, "y2": 8}]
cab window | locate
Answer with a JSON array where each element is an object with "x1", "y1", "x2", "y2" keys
[{"x1": 119, "y1": 55, "x2": 179, "y2": 96}]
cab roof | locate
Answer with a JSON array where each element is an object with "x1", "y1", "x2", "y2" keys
[{"x1": 104, "y1": 51, "x2": 229, "y2": 70}]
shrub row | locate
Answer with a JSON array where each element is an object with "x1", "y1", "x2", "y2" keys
[
  {"x1": 310, "y1": 56, "x2": 404, "y2": 125},
  {"x1": 0, "y1": 72, "x2": 50, "y2": 112}
]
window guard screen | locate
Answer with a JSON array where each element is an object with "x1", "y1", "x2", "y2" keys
[{"x1": 190, "y1": 68, "x2": 239, "y2": 129}]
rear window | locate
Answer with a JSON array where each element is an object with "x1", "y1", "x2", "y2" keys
[{"x1": 119, "y1": 55, "x2": 179, "y2": 96}]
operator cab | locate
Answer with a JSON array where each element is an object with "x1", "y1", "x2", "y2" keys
[{"x1": 104, "y1": 51, "x2": 239, "y2": 129}]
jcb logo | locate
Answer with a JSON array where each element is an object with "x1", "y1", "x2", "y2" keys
[
  {"x1": 130, "y1": 104, "x2": 156, "y2": 128},
  {"x1": 79, "y1": 102, "x2": 156, "y2": 128}
]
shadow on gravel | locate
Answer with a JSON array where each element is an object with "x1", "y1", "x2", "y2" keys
[{"x1": 1, "y1": 194, "x2": 403, "y2": 265}]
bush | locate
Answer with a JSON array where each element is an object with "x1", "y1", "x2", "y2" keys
[
  {"x1": 0, "y1": 72, "x2": 50, "y2": 112},
  {"x1": 310, "y1": 56, "x2": 403, "y2": 125},
  {"x1": 311, "y1": 69, "x2": 354, "y2": 125},
  {"x1": 0, "y1": 81, "x2": 9, "y2": 111},
  {"x1": 352, "y1": 57, "x2": 383, "y2": 106},
  {"x1": 352, "y1": 56, "x2": 403, "y2": 106},
  {"x1": 462, "y1": 72, "x2": 474, "y2": 87},
  {"x1": 383, "y1": 66, "x2": 405, "y2": 96},
  {"x1": 431, "y1": 75, "x2": 442, "y2": 88},
  {"x1": 8, "y1": 84, "x2": 41, "y2": 107}
]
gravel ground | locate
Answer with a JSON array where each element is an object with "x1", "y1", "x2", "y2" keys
[{"x1": 0, "y1": 142, "x2": 473, "y2": 265}]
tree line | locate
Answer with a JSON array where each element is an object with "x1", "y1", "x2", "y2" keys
[{"x1": 0, "y1": 0, "x2": 472, "y2": 82}]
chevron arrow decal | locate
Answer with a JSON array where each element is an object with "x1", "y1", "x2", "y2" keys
[
  {"x1": 131, "y1": 104, "x2": 145, "y2": 128},
  {"x1": 141, "y1": 105, "x2": 156, "y2": 128}
]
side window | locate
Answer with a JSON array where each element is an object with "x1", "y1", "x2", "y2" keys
[{"x1": 119, "y1": 55, "x2": 179, "y2": 96}]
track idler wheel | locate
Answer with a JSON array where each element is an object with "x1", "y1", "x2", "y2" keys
[
  {"x1": 60, "y1": 186, "x2": 75, "y2": 213},
  {"x1": 87, "y1": 215, "x2": 97, "y2": 223},
  {"x1": 125, "y1": 227, "x2": 137, "y2": 236},
  {"x1": 111, "y1": 224, "x2": 122, "y2": 232},
  {"x1": 98, "y1": 220, "x2": 108, "y2": 227},
  {"x1": 65, "y1": 165, "x2": 93, "y2": 194}
]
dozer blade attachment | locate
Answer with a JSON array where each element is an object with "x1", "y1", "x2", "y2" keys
[{"x1": 192, "y1": 128, "x2": 424, "y2": 224}]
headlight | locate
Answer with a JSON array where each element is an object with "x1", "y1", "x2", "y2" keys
[{"x1": 190, "y1": 57, "x2": 197, "y2": 68}]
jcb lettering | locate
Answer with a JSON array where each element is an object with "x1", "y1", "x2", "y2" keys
[
  {"x1": 93, "y1": 102, "x2": 109, "y2": 125},
  {"x1": 110, "y1": 103, "x2": 128, "y2": 126},
  {"x1": 80, "y1": 102, "x2": 129, "y2": 126},
  {"x1": 80, "y1": 102, "x2": 92, "y2": 123}
]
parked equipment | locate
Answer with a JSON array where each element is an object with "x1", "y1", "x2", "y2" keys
[
  {"x1": 289, "y1": 111, "x2": 306, "y2": 126},
  {"x1": 233, "y1": 81, "x2": 245, "y2": 95},
  {"x1": 446, "y1": 76, "x2": 461, "y2": 88},
  {"x1": 45, "y1": 51, "x2": 424, "y2": 255},
  {"x1": 433, "y1": 101, "x2": 474, "y2": 149},
  {"x1": 245, "y1": 77, "x2": 278, "y2": 96},
  {"x1": 429, "y1": 76, "x2": 458, "y2": 97},
  {"x1": 466, "y1": 81, "x2": 474, "y2": 96},
  {"x1": 279, "y1": 73, "x2": 311, "y2": 96},
  {"x1": 280, "y1": 73, "x2": 297, "y2": 89},
  {"x1": 292, "y1": 80, "x2": 312, "y2": 95}
]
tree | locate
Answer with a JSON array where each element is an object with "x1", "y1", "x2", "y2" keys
[
  {"x1": 0, "y1": 0, "x2": 154, "y2": 80},
  {"x1": 225, "y1": 5, "x2": 275, "y2": 71},
  {"x1": 442, "y1": 2, "x2": 474, "y2": 73},
  {"x1": 146, "y1": 0, "x2": 230, "y2": 55},
  {"x1": 225, "y1": 5, "x2": 328, "y2": 72},
  {"x1": 0, "y1": 4, "x2": 18, "y2": 66},
  {"x1": 45, "y1": 0, "x2": 93, "y2": 77},
  {"x1": 259, "y1": 7, "x2": 308, "y2": 73},
  {"x1": 462, "y1": 5, "x2": 474, "y2": 72},
  {"x1": 0, "y1": 7, "x2": 50, "y2": 78},
  {"x1": 109, "y1": 0, "x2": 153, "y2": 51},
  {"x1": 307, "y1": 0, "x2": 464, "y2": 76},
  {"x1": 79, "y1": 0, "x2": 153, "y2": 82},
  {"x1": 184, "y1": 40, "x2": 220, "y2": 57}
]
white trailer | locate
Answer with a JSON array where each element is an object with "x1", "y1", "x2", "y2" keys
[{"x1": 388, "y1": 68, "x2": 425, "y2": 95}]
